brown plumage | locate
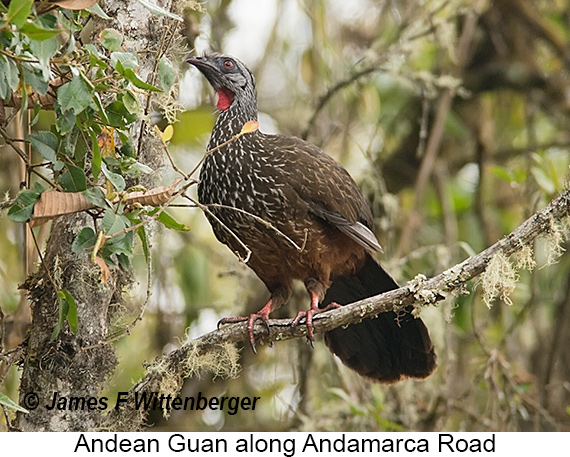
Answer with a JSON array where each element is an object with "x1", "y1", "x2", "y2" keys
[{"x1": 187, "y1": 53, "x2": 436, "y2": 383}]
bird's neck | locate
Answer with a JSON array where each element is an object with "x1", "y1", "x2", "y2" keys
[{"x1": 209, "y1": 95, "x2": 259, "y2": 148}]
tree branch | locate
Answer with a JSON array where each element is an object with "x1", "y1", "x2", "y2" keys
[
  {"x1": 301, "y1": 64, "x2": 381, "y2": 140},
  {"x1": 106, "y1": 187, "x2": 570, "y2": 429}
]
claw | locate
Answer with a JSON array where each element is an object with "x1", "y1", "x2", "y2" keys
[
  {"x1": 218, "y1": 299, "x2": 273, "y2": 353},
  {"x1": 218, "y1": 315, "x2": 247, "y2": 329},
  {"x1": 291, "y1": 294, "x2": 341, "y2": 345},
  {"x1": 246, "y1": 311, "x2": 270, "y2": 353},
  {"x1": 292, "y1": 309, "x2": 316, "y2": 343},
  {"x1": 319, "y1": 301, "x2": 342, "y2": 313}
]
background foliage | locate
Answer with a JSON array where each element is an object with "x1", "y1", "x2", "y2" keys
[{"x1": 1, "y1": 0, "x2": 570, "y2": 431}]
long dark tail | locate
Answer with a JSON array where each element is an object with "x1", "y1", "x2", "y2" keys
[{"x1": 321, "y1": 254, "x2": 437, "y2": 383}]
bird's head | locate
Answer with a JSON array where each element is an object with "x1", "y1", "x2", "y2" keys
[{"x1": 186, "y1": 53, "x2": 257, "y2": 113}]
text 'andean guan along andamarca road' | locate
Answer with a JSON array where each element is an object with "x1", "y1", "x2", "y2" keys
[{"x1": 187, "y1": 53, "x2": 436, "y2": 383}]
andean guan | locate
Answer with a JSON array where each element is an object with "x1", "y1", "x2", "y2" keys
[{"x1": 187, "y1": 53, "x2": 436, "y2": 383}]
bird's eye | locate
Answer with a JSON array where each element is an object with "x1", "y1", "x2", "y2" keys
[{"x1": 223, "y1": 59, "x2": 234, "y2": 69}]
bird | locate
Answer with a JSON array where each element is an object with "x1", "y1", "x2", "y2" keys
[{"x1": 187, "y1": 53, "x2": 436, "y2": 383}]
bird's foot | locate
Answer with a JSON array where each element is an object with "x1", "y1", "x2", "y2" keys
[
  {"x1": 291, "y1": 296, "x2": 341, "y2": 346},
  {"x1": 218, "y1": 301, "x2": 273, "y2": 354}
]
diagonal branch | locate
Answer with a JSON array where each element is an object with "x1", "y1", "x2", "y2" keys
[{"x1": 106, "y1": 187, "x2": 570, "y2": 428}]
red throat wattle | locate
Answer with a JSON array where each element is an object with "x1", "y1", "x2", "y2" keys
[{"x1": 216, "y1": 87, "x2": 234, "y2": 110}]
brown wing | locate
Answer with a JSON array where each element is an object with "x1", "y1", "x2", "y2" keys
[{"x1": 264, "y1": 134, "x2": 382, "y2": 253}]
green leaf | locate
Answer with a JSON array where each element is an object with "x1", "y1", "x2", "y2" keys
[
  {"x1": 0, "y1": 55, "x2": 11, "y2": 101},
  {"x1": 124, "y1": 159, "x2": 153, "y2": 176},
  {"x1": 38, "y1": 9, "x2": 58, "y2": 28},
  {"x1": 22, "y1": 66, "x2": 49, "y2": 96},
  {"x1": 50, "y1": 289, "x2": 77, "y2": 342},
  {"x1": 72, "y1": 227, "x2": 97, "y2": 254},
  {"x1": 87, "y1": 3, "x2": 111, "y2": 19},
  {"x1": 110, "y1": 51, "x2": 138, "y2": 70},
  {"x1": 58, "y1": 8, "x2": 83, "y2": 33},
  {"x1": 104, "y1": 229, "x2": 133, "y2": 257},
  {"x1": 49, "y1": 322, "x2": 61, "y2": 342},
  {"x1": 137, "y1": 225, "x2": 150, "y2": 264},
  {"x1": 55, "y1": 109, "x2": 76, "y2": 135},
  {"x1": 156, "y1": 211, "x2": 190, "y2": 231},
  {"x1": 136, "y1": 0, "x2": 183, "y2": 21},
  {"x1": 59, "y1": 164, "x2": 87, "y2": 192},
  {"x1": 92, "y1": 92, "x2": 109, "y2": 124},
  {"x1": 19, "y1": 22, "x2": 61, "y2": 40},
  {"x1": 114, "y1": 59, "x2": 161, "y2": 92},
  {"x1": 82, "y1": 187, "x2": 109, "y2": 209},
  {"x1": 116, "y1": 252, "x2": 130, "y2": 269},
  {"x1": 158, "y1": 55, "x2": 175, "y2": 92},
  {"x1": 102, "y1": 209, "x2": 128, "y2": 236},
  {"x1": 30, "y1": 130, "x2": 58, "y2": 161},
  {"x1": 122, "y1": 67, "x2": 162, "y2": 91},
  {"x1": 50, "y1": 294, "x2": 68, "y2": 342},
  {"x1": 119, "y1": 136, "x2": 135, "y2": 158},
  {"x1": 121, "y1": 90, "x2": 142, "y2": 115},
  {"x1": 101, "y1": 162, "x2": 125, "y2": 191},
  {"x1": 5, "y1": 56, "x2": 19, "y2": 92},
  {"x1": 99, "y1": 28, "x2": 123, "y2": 51},
  {"x1": 7, "y1": 0, "x2": 33, "y2": 28},
  {"x1": 30, "y1": 36, "x2": 59, "y2": 80},
  {"x1": 33, "y1": 181, "x2": 46, "y2": 194},
  {"x1": 104, "y1": 100, "x2": 138, "y2": 128},
  {"x1": 57, "y1": 77, "x2": 94, "y2": 114},
  {"x1": 0, "y1": 393, "x2": 28, "y2": 414},
  {"x1": 90, "y1": 129, "x2": 102, "y2": 180},
  {"x1": 59, "y1": 289, "x2": 78, "y2": 334},
  {"x1": 8, "y1": 190, "x2": 41, "y2": 223},
  {"x1": 85, "y1": 43, "x2": 107, "y2": 69},
  {"x1": 30, "y1": 101, "x2": 42, "y2": 126}
]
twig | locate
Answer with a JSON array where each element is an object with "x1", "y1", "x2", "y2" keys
[
  {"x1": 301, "y1": 64, "x2": 383, "y2": 140},
  {"x1": 154, "y1": 125, "x2": 189, "y2": 180},
  {"x1": 0, "y1": 49, "x2": 38, "y2": 64},
  {"x1": 0, "y1": 127, "x2": 58, "y2": 189},
  {"x1": 2, "y1": 405, "x2": 21, "y2": 432},
  {"x1": 200, "y1": 201, "x2": 309, "y2": 253},
  {"x1": 184, "y1": 195, "x2": 252, "y2": 264},
  {"x1": 186, "y1": 122, "x2": 259, "y2": 179},
  {"x1": 0, "y1": 346, "x2": 25, "y2": 386},
  {"x1": 29, "y1": 226, "x2": 59, "y2": 294}
]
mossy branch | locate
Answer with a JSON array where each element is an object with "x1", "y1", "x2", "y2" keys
[{"x1": 106, "y1": 188, "x2": 570, "y2": 429}]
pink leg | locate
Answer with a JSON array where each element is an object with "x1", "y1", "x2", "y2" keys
[
  {"x1": 218, "y1": 299, "x2": 273, "y2": 354},
  {"x1": 291, "y1": 292, "x2": 341, "y2": 345}
]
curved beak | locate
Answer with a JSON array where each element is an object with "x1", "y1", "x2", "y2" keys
[
  {"x1": 186, "y1": 55, "x2": 208, "y2": 68},
  {"x1": 186, "y1": 55, "x2": 222, "y2": 90}
]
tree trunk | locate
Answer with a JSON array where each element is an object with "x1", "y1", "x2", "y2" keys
[
  {"x1": 17, "y1": 0, "x2": 175, "y2": 431},
  {"x1": 18, "y1": 215, "x2": 120, "y2": 431}
]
